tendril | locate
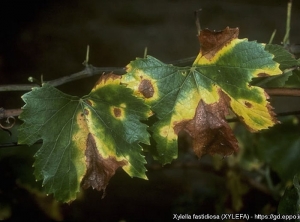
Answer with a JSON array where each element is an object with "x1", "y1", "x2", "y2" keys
[{"x1": 0, "y1": 116, "x2": 16, "y2": 130}]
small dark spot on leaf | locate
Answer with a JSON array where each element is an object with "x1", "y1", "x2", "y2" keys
[
  {"x1": 257, "y1": 73, "x2": 269, "y2": 77},
  {"x1": 138, "y1": 79, "x2": 154, "y2": 98},
  {"x1": 84, "y1": 109, "x2": 89, "y2": 115},
  {"x1": 113, "y1": 108, "x2": 121, "y2": 117},
  {"x1": 81, "y1": 113, "x2": 84, "y2": 117},
  {"x1": 244, "y1": 101, "x2": 252, "y2": 108},
  {"x1": 86, "y1": 100, "x2": 92, "y2": 106}
]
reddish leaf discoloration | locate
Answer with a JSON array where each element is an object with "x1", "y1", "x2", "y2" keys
[
  {"x1": 82, "y1": 134, "x2": 127, "y2": 197},
  {"x1": 199, "y1": 27, "x2": 239, "y2": 60},
  {"x1": 94, "y1": 73, "x2": 121, "y2": 87},
  {"x1": 174, "y1": 91, "x2": 239, "y2": 157}
]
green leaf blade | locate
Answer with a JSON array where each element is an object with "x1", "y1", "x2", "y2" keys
[
  {"x1": 278, "y1": 176, "x2": 300, "y2": 215},
  {"x1": 253, "y1": 44, "x2": 299, "y2": 87},
  {"x1": 123, "y1": 56, "x2": 201, "y2": 164},
  {"x1": 19, "y1": 84, "x2": 86, "y2": 202},
  {"x1": 194, "y1": 37, "x2": 281, "y2": 132},
  {"x1": 84, "y1": 76, "x2": 151, "y2": 179},
  {"x1": 255, "y1": 117, "x2": 300, "y2": 182},
  {"x1": 18, "y1": 75, "x2": 151, "y2": 202}
]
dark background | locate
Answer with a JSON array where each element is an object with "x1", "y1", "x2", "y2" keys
[
  {"x1": 1, "y1": 0, "x2": 300, "y2": 91},
  {"x1": 0, "y1": 0, "x2": 300, "y2": 221}
]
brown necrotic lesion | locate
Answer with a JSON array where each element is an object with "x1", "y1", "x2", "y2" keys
[
  {"x1": 113, "y1": 107, "x2": 121, "y2": 117},
  {"x1": 138, "y1": 79, "x2": 154, "y2": 98},
  {"x1": 81, "y1": 133, "x2": 127, "y2": 197},
  {"x1": 244, "y1": 101, "x2": 252, "y2": 108},
  {"x1": 110, "y1": 106, "x2": 125, "y2": 120}
]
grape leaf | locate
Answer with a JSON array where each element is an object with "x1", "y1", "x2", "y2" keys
[
  {"x1": 284, "y1": 64, "x2": 300, "y2": 88},
  {"x1": 252, "y1": 44, "x2": 299, "y2": 87},
  {"x1": 253, "y1": 117, "x2": 300, "y2": 182},
  {"x1": 18, "y1": 73, "x2": 151, "y2": 202},
  {"x1": 122, "y1": 27, "x2": 281, "y2": 164},
  {"x1": 278, "y1": 175, "x2": 300, "y2": 215}
]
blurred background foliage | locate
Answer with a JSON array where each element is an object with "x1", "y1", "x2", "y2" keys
[{"x1": 1, "y1": 0, "x2": 300, "y2": 221}]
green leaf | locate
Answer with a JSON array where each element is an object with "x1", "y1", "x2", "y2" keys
[
  {"x1": 265, "y1": 44, "x2": 299, "y2": 71},
  {"x1": 122, "y1": 27, "x2": 281, "y2": 164},
  {"x1": 254, "y1": 117, "x2": 300, "y2": 182},
  {"x1": 278, "y1": 175, "x2": 300, "y2": 217},
  {"x1": 252, "y1": 44, "x2": 299, "y2": 87},
  {"x1": 18, "y1": 74, "x2": 151, "y2": 202},
  {"x1": 285, "y1": 68, "x2": 300, "y2": 88}
]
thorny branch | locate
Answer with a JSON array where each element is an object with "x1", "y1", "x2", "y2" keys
[
  {"x1": 1, "y1": 58, "x2": 300, "y2": 121},
  {"x1": 0, "y1": 108, "x2": 22, "y2": 119},
  {"x1": 0, "y1": 65, "x2": 125, "y2": 92},
  {"x1": 265, "y1": 88, "x2": 300, "y2": 97}
]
